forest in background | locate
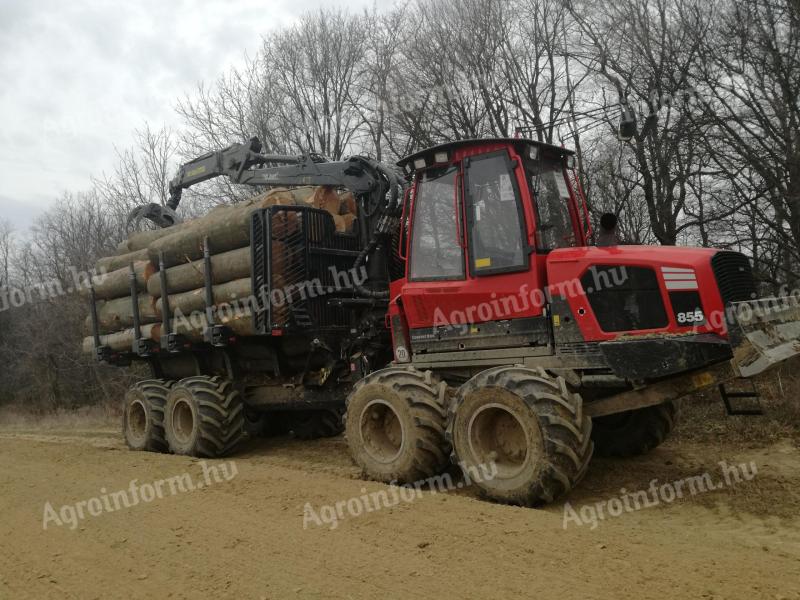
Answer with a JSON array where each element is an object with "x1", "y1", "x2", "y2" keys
[{"x1": 0, "y1": 0, "x2": 797, "y2": 410}]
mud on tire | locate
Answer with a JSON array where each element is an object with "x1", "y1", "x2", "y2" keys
[
  {"x1": 164, "y1": 376, "x2": 246, "y2": 458},
  {"x1": 591, "y1": 400, "x2": 678, "y2": 458},
  {"x1": 448, "y1": 366, "x2": 593, "y2": 506},
  {"x1": 123, "y1": 380, "x2": 171, "y2": 453},
  {"x1": 345, "y1": 366, "x2": 450, "y2": 484}
]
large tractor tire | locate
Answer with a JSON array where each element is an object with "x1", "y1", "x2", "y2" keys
[
  {"x1": 164, "y1": 376, "x2": 246, "y2": 458},
  {"x1": 591, "y1": 400, "x2": 678, "y2": 457},
  {"x1": 123, "y1": 380, "x2": 171, "y2": 453},
  {"x1": 345, "y1": 366, "x2": 450, "y2": 484},
  {"x1": 448, "y1": 366, "x2": 593, "y2": 506},
  {"x1": 285, "y1": 408, "x2": 344, "y2": 440}
]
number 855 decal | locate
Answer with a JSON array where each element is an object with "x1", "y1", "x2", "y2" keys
[{"x1": 677, "y1": 310, "x2": 705, "y2": 324}]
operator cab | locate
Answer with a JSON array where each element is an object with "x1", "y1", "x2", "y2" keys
[
  {"x1": 392, "y1": 138, "x2": 590, "y2": 359},
  {"x1": 398, "y1": 139, "x2": 589, "y2": 277}
]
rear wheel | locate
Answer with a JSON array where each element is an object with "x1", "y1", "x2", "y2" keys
[
  {"x1": 285, "y1": 408, "x2": 344, "y2": 440},
  {"x1": 123, "y1": 380, "x2": 171, "y2": 452},
  {"x1": 345, "y1": 366, "x2": 450, "y2": 484},
  {"x1": 591, "y1": 401, "x2": 678, "y2": 457},
  {"x1": 448, "y1": 366, "x2": 593, "y2": 506},
  {"x1": 164, "y1": 376, "x2": 246, "y2": 457}
]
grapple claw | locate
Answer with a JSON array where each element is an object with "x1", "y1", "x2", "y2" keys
[{"x1": 127, "y1": 203, "x2": 181, "y2": 229}]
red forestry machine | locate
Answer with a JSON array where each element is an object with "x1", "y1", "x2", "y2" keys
[{"x1": 95, "y1": 134, "x2": 800, "y2": 506}]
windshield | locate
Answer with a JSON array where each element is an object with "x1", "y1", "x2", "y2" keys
[{"x1": 526, "y1": 158, "x2": 576, "y2": 250}]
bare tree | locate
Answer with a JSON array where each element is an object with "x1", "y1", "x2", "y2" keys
[
  {"x1": 570, "y1": 0, "x2": 717, "y2": 245},
  {"x1": 691, "y1": 0, "x2": 800, "y2": 282},
  {"x1": 0, "y1": 219, "x2": 13, "y2": 288}
]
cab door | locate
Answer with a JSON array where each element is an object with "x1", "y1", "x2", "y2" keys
[{"x1": 401, "y1": 148, "x2": 547, "y2": 348}]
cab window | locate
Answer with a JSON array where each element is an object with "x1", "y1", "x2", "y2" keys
[
  {"x1": 526, "y1": 157, "x2": 577, "y2": 250},
  {"x1": 408, "y1": 166, "x2": 465, "y2": 281},
  {"x1": 464, "y1": 153, "x2": 528, "y2": 275}
]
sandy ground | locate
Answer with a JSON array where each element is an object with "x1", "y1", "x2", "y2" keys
[{"x1": 0, "y1": 425, "x2": 798, "y2": 599}]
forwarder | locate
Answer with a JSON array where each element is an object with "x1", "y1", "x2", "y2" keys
[{"x1": 86, "y1": 135, "x2": 800, "y2": 506}]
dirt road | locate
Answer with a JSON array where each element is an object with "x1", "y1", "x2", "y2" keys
[{"x1": 0, "y1": 426, "x2": 798, "y2": 599}]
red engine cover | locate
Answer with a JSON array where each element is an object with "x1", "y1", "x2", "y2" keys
[{"x1": 545, "y1": 245, "x2": 728, "y2": 342}]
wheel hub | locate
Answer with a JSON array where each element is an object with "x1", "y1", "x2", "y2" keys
[
  {"x1": 467, "y1": 402, "x2": 529, "y2": 479},
  {"x1": 127, "y1": 399, "x2": 147, "y2": 443},
  {"x1": 171, "y1": 398, "x2": 195, "y2": 444},
  {"x1": 359, "y1": 399, "x2": 404, "y2": 464}
]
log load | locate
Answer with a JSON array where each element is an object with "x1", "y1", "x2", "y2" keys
[
  {"x1": 82, "y1": 308, "x2": 256, "y2": 354},
  {"x1": 82, "y1": 323, "x2": 160, "y2": 354},
  {"x1": 96, "y1": 249, "x2": 150, "y2": 273},
  {"x1": 83, "y1": 184, "x2": 359, "y2": 354},
  {"x1": 82, "y1": 260, "x2": 156, "y2": 300},
  {"x1": 155, "y1": 278, "x2": 252, "y2": 317},
  {"x1": 146, "y1": 247, "x2": 252, "y2": 298},
  {"x1": 90, "y1": 295, "x2": 161, "y2": 335},
  {"x1": 146, "y1": 192, "x2": 306, "y2": 267}
]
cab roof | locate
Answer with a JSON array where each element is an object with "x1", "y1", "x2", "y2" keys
[{"x1": 397, "y1": 137, "x2": 574, "y2": 172}]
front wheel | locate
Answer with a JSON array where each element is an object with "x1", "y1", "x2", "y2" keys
[
  {"x1": 448, "y1": 366, "x2": 593, "y2": 506},
  {"x1": 345, "y1": 366, "x2": 450, "y2": 484},
  {"x1": 591, "y1": 401, "x2": 678, "y2": 457}
]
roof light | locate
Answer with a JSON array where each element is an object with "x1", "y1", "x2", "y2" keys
[
  {"x1": 529, "y1": 146, "x2": 539, "y2": 160},
  {"x1": 565, "y1": 155, "x2": 576, "y2": 169},
  {"x1": 434, "y1": 151, "x2": 449, "y2": 163},
  {"x1": 413, "y1": 158, "x2": 427, "y2": 170}
]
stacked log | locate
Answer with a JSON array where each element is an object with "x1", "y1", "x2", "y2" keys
[{"x1": 82, "y1": 185, "x2": 359, "y2": 354}]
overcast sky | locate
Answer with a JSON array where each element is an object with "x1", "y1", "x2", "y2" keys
[{"x1": 0, "y1": 0, "x2": 374, "y2": 231}]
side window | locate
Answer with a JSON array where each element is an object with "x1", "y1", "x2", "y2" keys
[
  {"x1": 526, "y1": 158, "x2": 577, "y2": 250},
  {"x1": 409, "y1": 166, "x2": 465, "y2": 281},
  {"x1": 465, "y1": 153, "x2": 528, "y2": 275}
]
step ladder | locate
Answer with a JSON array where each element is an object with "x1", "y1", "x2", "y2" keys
[{"x1": 718, "y1": 379, "x2": 763, "y2": 416}]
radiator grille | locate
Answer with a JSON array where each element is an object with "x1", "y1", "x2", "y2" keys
[{"x1": 711, "y1": 252, "x2": 756, "y2": 305}]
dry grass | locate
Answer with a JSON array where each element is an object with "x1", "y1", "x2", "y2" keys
[
  {"x1": 675, "y1": 368, "x2": 800, "y2": 448},
  {"x1": 0, "y1": 402, "x2": 119, "y2": 430}
]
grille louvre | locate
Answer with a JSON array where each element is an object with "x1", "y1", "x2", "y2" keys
[{"x1": 711, "y1": 252, "x2": 756, "y2": 305}]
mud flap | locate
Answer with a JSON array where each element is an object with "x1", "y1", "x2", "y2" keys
[{"x1": 728, "y1": 297, "x2": 800, "y2": 377}]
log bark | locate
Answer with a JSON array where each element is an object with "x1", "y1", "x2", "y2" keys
[
  {"x1": 96, "y1": 249, "x2": 150, "y2": 273},
  {"x1": 156, "y1": 278, "x2": 252, "y2": 317},
  {"x1": 82, "y1": 261, "x2": 156, "y2": 300},
  {"x1": 147, "y1": 246, "x2": 252, "y2": 298}
]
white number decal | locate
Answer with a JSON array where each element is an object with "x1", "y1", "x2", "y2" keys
[{"x1": 677, "y1": 310, "x2": 705, "y2": 324}]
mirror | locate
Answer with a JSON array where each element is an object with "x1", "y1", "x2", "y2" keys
[{"x1": 618, "y1": 105, "x2": 637, "y2": 141}]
